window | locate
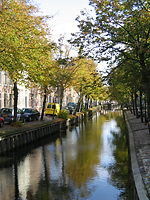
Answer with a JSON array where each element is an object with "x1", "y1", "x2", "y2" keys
[
  {"x1": 4, "y1": 71, "x2": 7, "y2": 85},
  {"x1": 4, "y1": 93, "x2": 7, "y2": 107},
  {"x1": 47, "y1": 104, "x2": 51, "y2": 108},
  {"x1": 9, "y1": 94, "x2": 12, "y2": 107},
  {"x1": 29, "y1": 93, "x2": 31, "y2": 107},
  {"x1": 25, "y1": 96, "x2": 27, "y2": 107},
  {"x1": 52, "y1": 105, "x2": 56, "y2": 109},
  {"x1": 0, "y1": 93, "x2": 1, "y2": 109},
  {"x1": 1, "y1": 108, "x2": 12, "y2": 113},
  {"x1": 9, "y1": 78, "x2": 13, "y2": 85},
  {"x1": 37, "y1": 94, "x2": 39, "y2": 106},
  {"x1": 41, "y1": 97, "x2": 43, "y2": 107}
]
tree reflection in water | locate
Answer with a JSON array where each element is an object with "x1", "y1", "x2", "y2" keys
[
  {"x1": 0, "y1": 111, "x2": 132, "y2": 200},
  {"x1": 107, "y1": 113, "x2": 132, "y2": 200}
]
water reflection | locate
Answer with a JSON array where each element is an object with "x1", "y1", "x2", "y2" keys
[{"x1": 0, "y1": 111, "x2": 132, "y2": 200}]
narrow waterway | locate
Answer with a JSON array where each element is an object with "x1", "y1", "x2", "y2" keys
[{"x1": 0, "y1": 111, "x2": 132, "y2": 200}]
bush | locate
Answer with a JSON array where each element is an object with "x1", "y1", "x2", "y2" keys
[{"x1": 57, "y1": 110, "x2": 70, "y2": 120}]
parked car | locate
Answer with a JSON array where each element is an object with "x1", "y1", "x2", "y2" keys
[
  {"x1": 22, "y1": 108, "x2": 40, "y2": 122},
  {"x1": 65, "y1": 102, "x2": 76, "y2": 114},
  {"x1": 0, "y1": 108, "x2": 26, "y2": 123},
  {"x1": 0, "y1": 117, "x2": 4, "y2": 127},
  {"x1": 67, "y1": 102, "x2": 76, "y2": 108},
  {"x1": 45, "y1": 103, "x2": 60, "y2": 116}
]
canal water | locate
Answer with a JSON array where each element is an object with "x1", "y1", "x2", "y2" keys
[{"x1": 0, "y1": 111, "x2": 132, "y2": 200}]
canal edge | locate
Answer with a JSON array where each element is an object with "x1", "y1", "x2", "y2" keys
[
  {"x1": 124, "y1": 111, "x2": 149, "y2": 200},
  {"x1": 0, "y1": 106, "x2": 101, "y2": 155}
]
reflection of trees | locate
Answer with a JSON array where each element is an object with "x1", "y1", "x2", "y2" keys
[
  {"x1": 2, "y1": 111, "x2": 132, "y2": 200},
  {"x1": 14, "y1": 156, "x2": 20, "y2": 200},
  {"x1": 107, "y1": 115, "x2": 132, "y2": 200},
  {"x1": 33, "y1": 116, "x2": 106, "y2": 200},
  {"x1": 64, "y1": 115, "x2": 105, "y2": 199},
  {"x1": 33, "y1": 137, "x2": 76, "y2": 200}
]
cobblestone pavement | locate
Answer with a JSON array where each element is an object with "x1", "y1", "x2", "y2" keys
[{"x1": 125, "y1": 110, "x2": 150, "y2": 199}]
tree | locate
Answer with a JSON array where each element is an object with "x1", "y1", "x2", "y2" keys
[
  {"x1": 26, "y1": 50, "x2": 57, "y2": 120},
  {"x1": 54, "y1": 36, "x2": 77, "y2": 110},
  {"x1": 70, "y1": 0, "x2": 150, "y2": 116},
  {"x1": 72, "y1": 57, "x2": 103, "y2": 111},
  {"x1": 0, "y1": 0, "x2": 52, "y2": 121}
]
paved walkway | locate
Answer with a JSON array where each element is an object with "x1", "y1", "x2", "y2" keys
[
  {"x1": 0, "y1": 115, "x2": 56, "y2": 134},
  {"x1": 125, "y1": 110, "x2": 150, "y2": 199}
]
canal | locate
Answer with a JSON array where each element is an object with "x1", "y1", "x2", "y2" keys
[{"x1": 0, "y1": 111, "x2": 132, "y2": 200}]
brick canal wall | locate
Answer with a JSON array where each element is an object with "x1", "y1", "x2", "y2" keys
[{"x1": 0, "y1": 106, "x2": 101, "y2": 155}]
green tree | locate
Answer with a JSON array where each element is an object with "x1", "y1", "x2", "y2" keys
[
  {"x1": 0, "y1": 0, "x2": 52, "y2": 121},
  {"x1": 54, "y1": 36, "x2": 77, "y2": 110},
  {"x1": 70, "y1": 0, "x2": 150, "y2": 116},
  {"x1": 107, "y1": 58, "x2": 144, "y2": 118},
  {"x1": 72, "y1": 58, "x2": 103, "y2": 111},
  {"x1": 26, "y1": 50, "x2": 57, "y2": 120}
]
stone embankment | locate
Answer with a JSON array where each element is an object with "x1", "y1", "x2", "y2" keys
[
  {"x1": 124, "y1": 110, "x2": 150, "y2": 200},
  {"x1": 0, "y1": 107, "x2": 100, "y2": 155}
]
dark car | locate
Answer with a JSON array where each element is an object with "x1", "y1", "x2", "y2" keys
[
  {"x1": 0, "y1": 117, "x2": 4, "y2": 127},
  {"x1": 66, "y1": 102, "x2": 76, "y2": 114},
  {"x1": 67, "y1": 102, "x2": 76, "y2": 108},
  {"x1": 22, "y1": 108, "x2": 40, "y2": 122},
  {"x1": 0, "y1": 108, "x2": 26, "y2": 123}
]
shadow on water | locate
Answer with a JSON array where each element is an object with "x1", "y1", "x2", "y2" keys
[
  {"x1": 0, "y1": 129, "x2": 67, "y2": 168},
  {"x1": 0, "y1": 129, "x2": 68, "y2": 200}
]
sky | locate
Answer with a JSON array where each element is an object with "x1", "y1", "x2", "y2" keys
[
  {"x1": 34, "y1": 0, "x2": 91, "y2": 42},
  {"x1": 33, "y1": 0, "x2": 106, "y2": 71}
]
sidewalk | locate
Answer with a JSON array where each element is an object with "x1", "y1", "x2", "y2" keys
[
  {"x1": 0, "y1": 115, "x2": 56, "y2": 134},
  {"x1": 125, "y1": 110, "x2": 150, "y2": 199}
]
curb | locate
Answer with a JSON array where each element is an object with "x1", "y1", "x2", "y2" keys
[{"x1": 124, "y1": 111, "x2": 149, "y2": 200}]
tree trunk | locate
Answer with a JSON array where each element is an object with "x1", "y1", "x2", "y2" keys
[
  {"x1": 79, "y1": 97, "x2": 82, "y2": 112},
  {"x1": 143, "y1": 81, "x2": 150, "y2": 120},
  {"x1": 134, "y1": 91, "x2": 138, "y2": 118},
  {"x1": 41, "y1": 87, "x2": 47, "y2": 120},
  {"x1": 77, "y1": 94, "x2": 83, "y2": 112},
  {"x1": 85, "y1": 95, "x2": 88, "y2": 109},
  {"x1": 143, "y1": 94, "x2": 147, "y2": 123},
  {"x1": 78, "y1": 88, "x2": 83, "y2": 112},
  {"x1": 13, "y1": 82, "x2": 18, "y2": 122},
  {"x1": 87, "y1": 96, "x2": 90, "y2": 109},
  {"x1": 75, "y1": 99, "x2": 80, "y2": 113},
  {"x1": 60, "y1": 85, "x2": 64, "y2": 110},
  {"x1": 131, "y1": 93, "x2": 135, "y2": 115},
  {"x1": 140, "y1": 56, "x2": 150, "y2": 120},
  {"x1": 140, "y1": 91, "x2": 143, "y2": 123}
]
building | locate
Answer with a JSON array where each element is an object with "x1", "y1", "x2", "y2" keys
[
  {"x1": 0, "y1": 71, "x2": 79, "y2": 111},
  {"x1": 0, "y1": 71, "x2": 13, "y2": 109}
]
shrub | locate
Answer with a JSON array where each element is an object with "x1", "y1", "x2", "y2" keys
[{"x1": 57, "y1": 110, "x2": 70, "y2": 120}]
